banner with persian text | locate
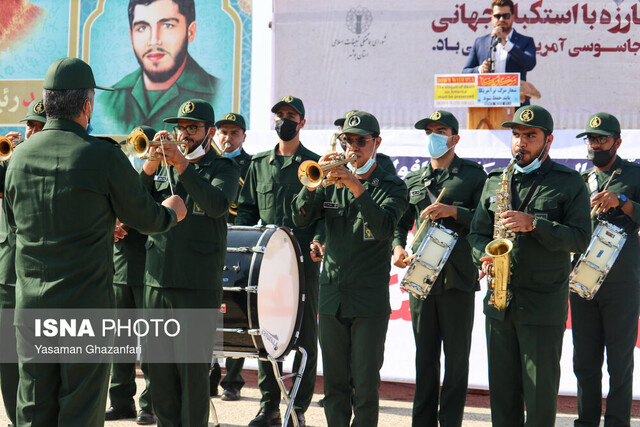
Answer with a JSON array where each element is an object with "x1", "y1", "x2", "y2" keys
[
  {"x1": 0, "y1": 0, "x2": 252, "y2": 136},
  {"x1": 273, "y1": 0, "x2": 640, "y2": 130}
]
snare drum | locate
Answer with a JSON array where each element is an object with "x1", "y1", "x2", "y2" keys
[
  {"x1": 401, "y1": 223, "x2": 458, "y2": 299},
  {"x1": 217, "y1": 225, "x2": 305, "y2": 360},
  {"x1": 569, "y1": 221, "x2": 627, "y2": 300}
]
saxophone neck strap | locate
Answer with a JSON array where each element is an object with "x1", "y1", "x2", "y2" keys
[{"x1": 517, "y1": 157, "x2": 552, "y2": 212}]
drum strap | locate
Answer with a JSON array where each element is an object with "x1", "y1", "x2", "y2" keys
[{"x1": 517, "y1": 157, "x2": 552, "y2": 211}]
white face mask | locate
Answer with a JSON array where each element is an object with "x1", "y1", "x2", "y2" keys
[{"x1": 184, "y1": 136, "x2": 209, "y2": 160}]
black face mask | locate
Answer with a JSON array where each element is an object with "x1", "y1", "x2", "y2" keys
[
  {"x1": 588, "y1": 147, "x2": 615, "y2": 168},
  {"x1": 275, "y1": 118, "x2": 299, "y2": 142}
]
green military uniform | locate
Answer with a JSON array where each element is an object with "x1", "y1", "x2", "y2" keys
[
  {"x1": 469, "y1": 106, "x2": 591, "y2": 427},
  {"x1": 212, "y1": 147, "x2": 252, "y2": 395},
  {"x1": 470, "y1": 160, "x2": 590, "y2": 426},
  {"x1": 5, "y1": 111, "x2": 177, "y2": 427},
  {"x1": 293, "y1": 111, "x2": 408, "y2": 427},
  {"x1": 98, "y1": 55, "x2": 218, "y2": 134},
  {"x1": 376, "y1": 153, "x2": 396, "y2": 176},
  {"x1": 570, "y1": 114, "x2": 640, "y2": 426},
  {"x1": 0, "y1": 162, "x2": 18, "y2": 427},
  {"x1": 236, "y1": 142, "x2": 322, "y2": 415},
  {"x1": 141, "y1": 100, "x2": 239, "y2": 427},
  {"x1": 107, "y1": 126, "x2": 156, "y2": 418},
  {"x1": 0, "y1": 98, "x2": 46, "y2": 427},
  {"x1": 394, "y1": 154, "x2": 486, "y2": 427}
]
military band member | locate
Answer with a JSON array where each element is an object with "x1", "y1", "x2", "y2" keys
[
  {"x1": 140, "y1": 99, "x2": 239, "y2": 426},
  {"x1": 4, "y1": 57, "x2": 185, "y2": 427},
  {"x1": 104, "y1": 125, "x2": 157, "y2": 425},
  {"x1": 571, "y1": 113, "x2": 640, "y2": 426},
  {"x1": 468, "y1": 105, "x2": 591, "y2": 426},
  {"x1": 393, "y1": 111, "x2": 486, "y2": 427},
  {"x1": 0, "y1": 99, "x2": 46, "y2": 427},
  {"x1": 237, "y1": 96, "x2": 322, "y2": 427},
  {"x1": 293, "y1": 111, "x2": 408, "y2": 427},
  {"x1": 209, "y1": 112, "x2": 250, "y2": 401}
]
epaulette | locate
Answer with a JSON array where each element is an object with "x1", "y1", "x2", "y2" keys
[
  {"x1": 94, "y1": 136, "x2": 120, "y2": 147},
  {"x1": 460, "y1": 158, "x2": 484, "y2": 170},
  {"x1": 488, "y1": 167, "x2": 505, "y2": 176}
]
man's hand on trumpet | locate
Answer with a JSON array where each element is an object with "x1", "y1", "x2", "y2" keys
[
  {"x1": 5, "y1": 131, "x2": 24, "y2": 148},
  {"x1": 143, "y1": 131, "x2": 189, "y2": 174}
]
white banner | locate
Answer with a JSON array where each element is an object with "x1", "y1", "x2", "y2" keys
[
  {"x1": 272, "y1": 0, "x2": 640, "y2": 130},
  {"x1": 237, "y1": 128, "x2": 640, "y2": 397}
]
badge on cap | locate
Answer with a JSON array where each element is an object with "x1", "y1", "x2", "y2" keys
[
  {"x1": 33, "y1": 101, "x2": 45, "y2": 114},
  {"x1": 347, "y1": 115, "x2": 361, "y2": 127},
  {"x1": 519, "y1": 109, "x2": 534, "y2": 122},
  {"x1": 181, "y1": 101, "x2": 195, "y2": 114},
  {"x1": 590, "y1": 116, "x2": 601, "y2": 128},
  {"x1": 430, "y1": 111, "x2": 441, "y2": 120},
  {"x1": 283, "y1": 96, "x2": 294, "y2": 103},
  {"x1": 225, "y1": 113, "x2": 236, "y2": 121}
]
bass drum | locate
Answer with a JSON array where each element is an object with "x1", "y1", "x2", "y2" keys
[{"x1": 218, "y1": 225, "x2": 305, "y2": 360}]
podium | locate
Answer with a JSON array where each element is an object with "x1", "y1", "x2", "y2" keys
[{"x1": 467, "y1": 107, "x2": 515, "y2": 130}]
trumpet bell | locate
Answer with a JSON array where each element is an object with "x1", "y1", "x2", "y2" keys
[
  {"x1": 298, "y1": 160, "x2": 324, "y2": 188},
  {"x1": 0, "y1": 136, "x2": 15, "y2": 161},
  {"x1": 125, "y1": 130, "x2": 189, "y2": 160}
]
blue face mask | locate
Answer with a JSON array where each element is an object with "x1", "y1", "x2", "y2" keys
[
  {"x1": 427, "y1": 133, "x2": 451, "y2": 159},
  {"x1": 513, "y1": 158, "x2": 541, "y2": 174},
  {"x1": 347, "y1": 149, "x2": 376, "y2": 174},
  {"x1": 513, "y1": 139, "x2": 548, "y2": 174},
  {"x1": 86, "y1": 122, "x2": 94, "y2": 135},
  {"x1": 223, "y1": 146, "x2": 241, "y2": 158}
]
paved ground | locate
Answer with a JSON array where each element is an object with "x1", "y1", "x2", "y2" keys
[{"x1": 2, "y1": 368, "x2": 639, "y2": 426}]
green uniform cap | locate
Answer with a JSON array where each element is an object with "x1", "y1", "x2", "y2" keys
[
  {"x1": 334, "y1": 110, "x2": 360, "y2": 127},
  {"x1": 131, "y1": 125, "x2": 157, "y2": 141},
  {"x1": 215, "y1": 113, "x2": 246, "y2": 131},
  {"x1": 43, "y1": 57, "x2": 113, "y2": 91},
  {"x1": 163, "y1": 99, "x2": 215, "y2": 124},
  {"x1": 576, "y1": 112, "x2": 620, "y2": 138},
  {"x1": 414, "y1": 110, "x2": 459, "y2": 134},
  {"x1": 271, "y1": 95, "x2": 305, "y2": 118},
  {"x1": 19, "y1": 99, "x2": 46, "y2": 123},
  {"x1": 339, "y1": 110, "x2": 380, "y2": 136},
  {"x1": 502, "y1": 105, "x2": 554, "y2": 132}
]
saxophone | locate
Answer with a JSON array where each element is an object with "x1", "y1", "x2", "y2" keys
[{"x1": 484, "y1": 155, "x2": 520, "y2": 310}]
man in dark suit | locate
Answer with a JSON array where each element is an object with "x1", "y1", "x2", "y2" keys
[{"x1": 462, "y1": 0, "x2": 536, "y2": 88}]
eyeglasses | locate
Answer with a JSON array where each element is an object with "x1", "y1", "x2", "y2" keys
[
  {"x1": 583, "y1": 135, "x2": 613, "y2": 146},
  {"x1": 492, "y1": 13, "x2": 511, "y2": 20},
  {"x1": 173, "y1": 125, "x2": 205, "y2": 135},
  {"x1": 339, "y1": 136, "x2": 373, "y2": 149}
]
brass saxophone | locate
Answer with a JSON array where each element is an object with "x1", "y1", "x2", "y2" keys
[{"x1": 484, "y1": 155, "x2": 520, "y2": 310}]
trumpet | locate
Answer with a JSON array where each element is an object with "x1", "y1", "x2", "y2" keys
[
  {"x1": 125, "y1": 129, "x2": 189, "y2": 160},
  {"x1": 298, "y1": 154, "x2": 357, "y2": 188},
  {"x1": 0, "y1": 136, "x2": 23, "y2": 161}
]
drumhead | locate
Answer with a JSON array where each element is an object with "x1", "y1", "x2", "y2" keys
[{"x1": 257, "y1": 227, "x2": 304, "y2": 359}]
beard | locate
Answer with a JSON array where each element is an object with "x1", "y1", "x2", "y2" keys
[{"x1": 136, "y1": 35, "x2": 189, "y2": 84}]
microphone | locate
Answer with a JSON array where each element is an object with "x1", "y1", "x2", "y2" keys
[{"x1": 490, "y1": 35, "x2": 501, "y2": 49}]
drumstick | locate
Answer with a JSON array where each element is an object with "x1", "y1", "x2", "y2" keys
[
  {"x1": 402, "y1": 187, "x2": 447, "y2": 263},
  {"x1": 590, "y1": 168, "x2": 621, "y2": 218}
]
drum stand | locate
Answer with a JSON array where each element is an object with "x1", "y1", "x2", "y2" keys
[
  {"x1": 208, "y1": 347, "x2": 307, "y2": 427},
  {"x1": 268, "y1": 346, "x2": 307, "y2": 427}
]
